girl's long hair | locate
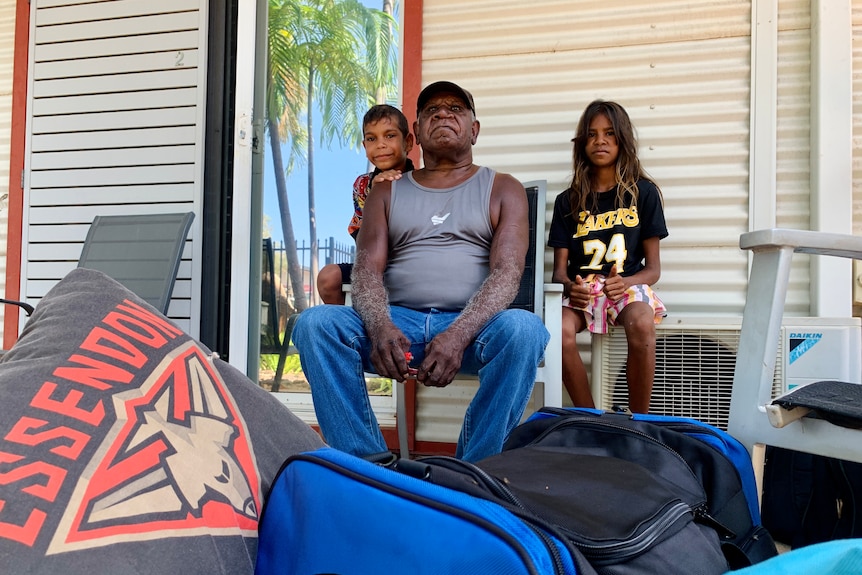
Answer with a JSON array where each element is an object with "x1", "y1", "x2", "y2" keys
[{"x1": 568, "y1": 100, "x2": 658, "y2": 217}]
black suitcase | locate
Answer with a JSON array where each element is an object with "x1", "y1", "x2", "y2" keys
[{"x1": 761, "y1": 446, "x2": 862, "y2": 548}]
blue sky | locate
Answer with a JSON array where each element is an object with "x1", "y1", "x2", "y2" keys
[
  {"x1": 262, "y1": 117, "x2": 369, "y2": 250},
  {"x1": 262, "y1": 0, "x2": 391, "y2": 252}
]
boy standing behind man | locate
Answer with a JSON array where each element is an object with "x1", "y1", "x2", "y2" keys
[{"x1": 317, "y1": 104, "x2": 415, "y2": 304}]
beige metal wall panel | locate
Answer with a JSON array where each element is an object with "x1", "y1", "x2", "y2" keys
[
  {"x1": 854, "y1": 0, "x2": 862, "y2": 236},
  {"x1": 0, "y1": 0, "x2": 14, "y2": 341},
  {"x1": 412, "y1": 0, "x2": 827, "y2": 437},
  {"x1": 415, "y1": 379, "x2": 546, "y2": 445},
  {"x1": 424, "y1": 2, "x2": 753, "y2": 320},
  {"x1": 778, "y1": 0, "x2": 811, "y2": 29},
  {"x1": 422, "y1": 0, "x2": 752, "y2": 62},
  {"x1": 776, "y1": 15, "x2": 813, "y2": 315},
  {"x1": 20, "y1": 0, "x2": 206, "y2": 334},
  {"x1": 416, "y1": 0, "x2": 756, "y2": 424},
  {"x1": 775, "y1": 31, "x2": 810, "y2": 234},
  {"x1": 853, "y1": 0, "x2": 862, "y2": 313}
]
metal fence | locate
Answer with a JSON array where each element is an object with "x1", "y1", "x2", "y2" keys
[
  {"x1": 271, "y1": 237, "x2": 355, "y2": 270},
  {"x1": 269, "y1": 237, "x2": 355, "y2": 305}
]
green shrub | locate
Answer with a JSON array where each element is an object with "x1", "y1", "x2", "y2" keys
[
  {"x1": 260, "y1": 353, "x2": 278, "y2": 372},
  {"x1": 367, "y1": 377, "x2": 392, "y2": 395},
  {"x1": 259, "y1": 352, "x2": 392, "y2": 396},
  {"x1": 259, "y1": 353, "x2": 303, "y2": 373},
  {"x1": 282, "y1": 354, "x2": 302, "y2": 373}
]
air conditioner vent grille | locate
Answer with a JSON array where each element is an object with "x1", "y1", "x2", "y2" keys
[{"x1": 596, "y1": 325, "x2": 783, "y2": 430}]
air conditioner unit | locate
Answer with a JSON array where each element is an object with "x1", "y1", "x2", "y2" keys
[{"x1": 591, "y1": 317, "x2": 861, "y2": 430}]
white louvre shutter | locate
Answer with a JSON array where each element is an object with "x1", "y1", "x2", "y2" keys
[{"x1": 22, "y1": 0, "x2": 207, "y2": 335}]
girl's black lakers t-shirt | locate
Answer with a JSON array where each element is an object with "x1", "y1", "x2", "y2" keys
[{"x1": 548, "y1": 179, "x2": 668, "y2": 278}]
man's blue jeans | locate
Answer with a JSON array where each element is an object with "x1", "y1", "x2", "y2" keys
[{"x1": 293, "y1": 304, "x2": 550, "y2": 462}]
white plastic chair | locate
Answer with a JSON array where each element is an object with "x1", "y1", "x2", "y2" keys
[{"x1": 727, "y1": 228, "x2": 862, "y2": 466}]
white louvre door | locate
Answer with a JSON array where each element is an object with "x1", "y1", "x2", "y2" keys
[{"x1": 22, "y1": 0, "x2": 207, "y2": 336}]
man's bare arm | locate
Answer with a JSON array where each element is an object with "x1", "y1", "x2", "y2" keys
[
  {"x1": 417, "y1": 174, "x2": 529, "y2": 387},
  {"x1": 352, "y1": 181, "x2": 412, "y2": 379}
]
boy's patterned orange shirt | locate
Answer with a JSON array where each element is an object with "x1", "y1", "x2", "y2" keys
[{"x1": 347, "y1": 172, "x2": 372, "y2": 239}]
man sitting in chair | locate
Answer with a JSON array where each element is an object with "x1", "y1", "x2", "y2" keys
[{"x1": 293, "y1": 81, "x2": 550, "y2": 462}]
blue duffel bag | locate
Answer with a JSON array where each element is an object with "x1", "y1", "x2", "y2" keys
[{"x1": 255, "y1": 446, "x2": 596, "y2": 575}]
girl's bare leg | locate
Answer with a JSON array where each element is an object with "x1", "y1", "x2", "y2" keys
[
  {"x1": 561, "y1": 306, "x2": 594, "y2": 407},
  {"x1": 616, "y1": 301, "x2": 656, "y2": 413}
]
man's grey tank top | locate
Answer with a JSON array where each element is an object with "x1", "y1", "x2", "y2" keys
[{"x1": 385, "y1": 166, "x2": 495, "y2": 310}]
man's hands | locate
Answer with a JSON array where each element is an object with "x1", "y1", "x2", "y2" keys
[
  {"x1": 368, "y1": 324, "x2": 412, "y2": 381},
  {"x1": 414, "y1": 331, "x2": 467, "y2": 388},
  {"x1": 371, "y1": 330, "x2": 466, "y2": 388}
]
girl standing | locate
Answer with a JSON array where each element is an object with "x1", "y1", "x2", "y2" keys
[{"x1": 548, "y1": 100, "x2": 668, "y2": 413}]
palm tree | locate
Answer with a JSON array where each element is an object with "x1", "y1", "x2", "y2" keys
[
  {"x1": 376, "y1": 0, "x2": 396, "y2": 105},
  {"x1": 266, "y1": 0, "x2": 397, "y2": 307},
  {"x1": 267, "y1": 0, "x2": 310, "y2": 312}
]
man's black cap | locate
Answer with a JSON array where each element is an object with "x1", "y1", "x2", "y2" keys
[{"x1": 417, "y1": 81, "x2": 476, "y2": 116}]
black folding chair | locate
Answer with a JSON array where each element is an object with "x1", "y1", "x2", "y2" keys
[{"x1": 2, "y1": 212, "x2": 194, "y2": 318}]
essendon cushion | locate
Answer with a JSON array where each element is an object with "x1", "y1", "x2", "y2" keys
[{"x1": 0, "y1": 268, "x2": 324, "y2": 574}]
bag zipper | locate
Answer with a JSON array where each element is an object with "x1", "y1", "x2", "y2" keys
[
  {"x1": 419, "y1": 454, "x2": 698, "y2": 567},
  {"x1": 567, "y1": 500, "x2": 692, "y2": 565},
  {"x1": 538, "y1": 408, "x2": 729, "y2": 448}
]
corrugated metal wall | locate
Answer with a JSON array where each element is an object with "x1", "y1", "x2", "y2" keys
[
  {"x1": 856, "y1": 1, "x2": 862, "y2": 234},
  {"x1": 777, "y1": 0, "x2": 812, "y2": 314},
  {"x1": 424, "y1": 0, "x2": 755, "y2": 319},
  {"x1": 853, "y1": 0, "x2": 862, "y2": 314},
  {"x1": 20, "y1": 0, "x2": 206, "y2": 335},
  {"x1": 0, "y1": 0, "x2": 15, "y2": 341},
  {"x1": 415, "y1": 0, "x2": 818, "y2": 442}
]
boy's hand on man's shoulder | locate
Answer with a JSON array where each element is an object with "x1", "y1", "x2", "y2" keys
[{"x1": 372, "y1": 169, "x2": 403, "y2": 183}]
